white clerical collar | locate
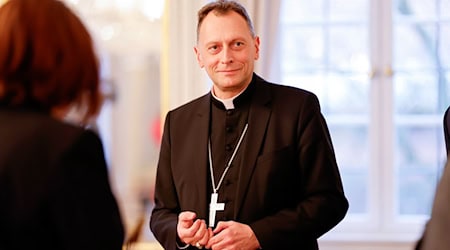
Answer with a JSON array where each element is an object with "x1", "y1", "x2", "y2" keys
[{"x1": 211, "y1": 87, "x2": 247, "y2": 110}]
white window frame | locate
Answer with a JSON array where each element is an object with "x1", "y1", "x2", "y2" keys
[{"x1": 278, "y1": 0, "x2": 435, "y2": 245}]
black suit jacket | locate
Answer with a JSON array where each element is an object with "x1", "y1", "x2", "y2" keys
[
  {"x1": 150, "y1": 74, "x2": 349, "y2": 249},
  {"x1": 0, "y1": 107, "x2": 124, "y2": 249}
]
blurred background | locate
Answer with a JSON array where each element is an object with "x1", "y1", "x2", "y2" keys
[{"x1": 2, "y1": 0, "x2": 449, "y2": 249}]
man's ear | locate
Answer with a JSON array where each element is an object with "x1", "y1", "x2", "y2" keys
[
  {"x1": 254, "y1": 36, "x2": 260, "y2": 60},
  {"x1": 193, "y1": 46, "x2": 204, "y2": 68}
]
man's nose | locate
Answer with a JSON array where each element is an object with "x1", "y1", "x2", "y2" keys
[{"x1": 220, "y1": 47, "x2": 233, "y2": 64}]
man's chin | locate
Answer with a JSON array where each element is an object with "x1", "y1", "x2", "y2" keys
[{"x1": 219, "y1": 75, "x2": 240, "y2": 85}]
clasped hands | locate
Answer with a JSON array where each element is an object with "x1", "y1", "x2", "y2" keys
[{"x1": 177, "y1": 211, "x2": 260, "y2": 250}]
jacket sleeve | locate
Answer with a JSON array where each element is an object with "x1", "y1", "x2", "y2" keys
[
  {"x1": 249, "y1": 93, "x2": 349, "y2": 249},
  {"x1": 150, "y1": 112, "x2": 180, "y2": 250}
]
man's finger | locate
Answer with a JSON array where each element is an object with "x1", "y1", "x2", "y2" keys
[
  {"x1": 213, "y1": 220, "x2": 230, "y2": 234},
  {"x1": 179, "y1": 211, "x2": 197, "y2": 226}
]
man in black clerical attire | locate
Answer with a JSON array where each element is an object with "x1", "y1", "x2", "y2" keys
[{"x1": 150, "y1": 1, "x2": 349, "y2": 249}]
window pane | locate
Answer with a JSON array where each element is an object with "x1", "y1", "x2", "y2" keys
[
  {"x1": 281, "y1": 0, "x2": 325, "y2": 23},
  {"x1": 281, "y1": 27, "x2": 324, "y2": 71},
  {"x1": 445, "y1": 71, "x2": 450, "y2": 107},
  {"x1": 392, "y1": 0, "x2": 449, "y2": 219},
  {"x1": 441, "y1": 0, "x2": 450, "y2": 19},
  {"x1": 280, "y1": 0, "x2": 370, "y2": 218},
  {"x1": 329, "y1": 25, "x2": 369, "y2": 72},
  {"x1": 440, "y1": 24, "x2": 450, "y2": 68},
  {"x1": 329, "y1": 0, "x2": 368, "y2": 22},
  {"x1": 393, "y1": 72, "x2": 439, "y2": 114},
  {"x1": 447, "y1": 70, "x2": 450, "y2": 93},
  {"x1": 393, "y1": 24, "x2": 437, "y2": 70},
  {"x1": 282, "y1": 73, "x2": 327, "y2": 99},
  {"x1": 325, "y1": 73, "x2": 370, "y2": 114},
  {"x1": 395, "y1": 125, "x2": 444, "y2": 215},
  {"x1": 283, "y1": 73, "x2": 370, "y2": 114},
  {"x1": 330, "y1": 125, "x2": 369, "y2": 214},
  {"x1": 393, "y1": 0, "x2": 437, "y2": 20}
]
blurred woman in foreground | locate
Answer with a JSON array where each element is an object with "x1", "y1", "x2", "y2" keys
[{"x1": 0, "y1": 0, "x2": 124, "y2": 249}]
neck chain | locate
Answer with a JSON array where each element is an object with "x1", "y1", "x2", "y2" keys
[{"x1": 208, "y1": 123, "x2": 248, "y2": 194}]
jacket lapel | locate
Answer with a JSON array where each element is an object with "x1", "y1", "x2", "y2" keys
[{"x1": 234, "y1": 77, "x2": 272, "y2": 218}]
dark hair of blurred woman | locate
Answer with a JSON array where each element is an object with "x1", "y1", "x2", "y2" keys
[{"x1": 0, "y1": 0, "x2": 102, "y2": 124}]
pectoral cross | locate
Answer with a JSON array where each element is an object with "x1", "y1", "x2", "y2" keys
[{"x1": 209, "y1": 193, "x2": 225, "y2": 227}]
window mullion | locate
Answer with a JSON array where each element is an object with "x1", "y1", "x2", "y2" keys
[
  {"x1": 368, "y1": 0, "x2": 393, "y2": 235},
  {"x1": 375, "y1": 0, "x2": 396, "y2": 235}
]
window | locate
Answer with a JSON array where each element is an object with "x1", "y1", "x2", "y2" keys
[{"x1": 280, "y1": 0, "x2": 449, "y2": 239}]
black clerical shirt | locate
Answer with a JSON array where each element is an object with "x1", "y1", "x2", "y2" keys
[{"x1": 208, "y1": 82, "x2": 254, "y2": 225}]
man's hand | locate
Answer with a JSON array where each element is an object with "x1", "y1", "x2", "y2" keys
[
  {"x1": 206, "y1": 221, "x2": 260, "y2": 250},
  {"x1": 177, "y1": 211, "x2": 212, "y2": 248}
]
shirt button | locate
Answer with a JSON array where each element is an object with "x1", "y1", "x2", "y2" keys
[
  {"x1": 226, "y1": 110, "x2": 233, "y2": 115},
  {"x1": 226, "y1": 126, "x2": 233, "y2": 132},
  {"x1": 225, "y1": 144, "x2": 232, "y2": 151}
]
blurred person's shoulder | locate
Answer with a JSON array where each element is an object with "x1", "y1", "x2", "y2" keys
[{"x1": 0, "y1": 107, "x2": 95, "y2": 156}]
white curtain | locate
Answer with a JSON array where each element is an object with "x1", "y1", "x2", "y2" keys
[
  {"x1": 162, "y1": 0, "x2": 209, "y2": 113},
  {"x1": 240, "y1": 0, "x2": 282, "y2": 83}
]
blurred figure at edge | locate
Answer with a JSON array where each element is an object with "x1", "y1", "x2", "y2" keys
[{"x1": 0, "y1": 0, "x2": 125, "y2": 249}]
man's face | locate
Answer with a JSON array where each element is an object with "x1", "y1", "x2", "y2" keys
[{"x1": 194, "y1": 11, "x2": 259, "y2": 99}]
